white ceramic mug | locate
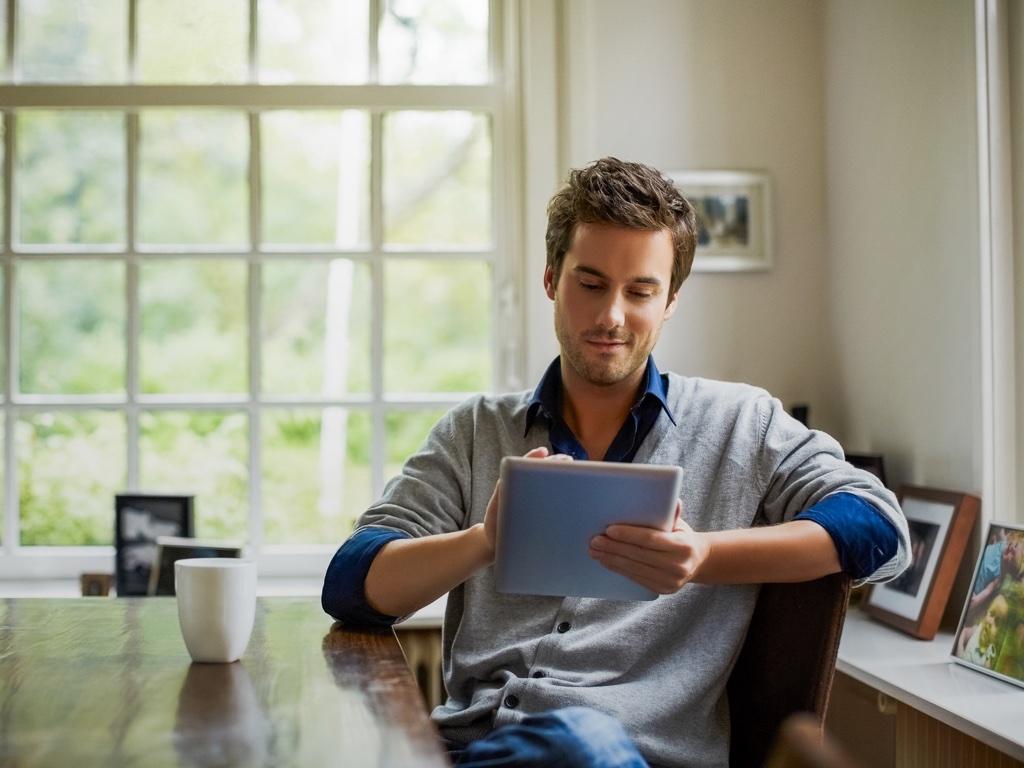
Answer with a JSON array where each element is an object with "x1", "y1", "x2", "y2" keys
[{"x1": 175, "y1": 558, "x2": 257, "y2": 663}]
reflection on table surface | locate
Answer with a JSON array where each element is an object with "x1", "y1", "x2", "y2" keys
[{"x1": 0, "y1": 596, "x2": 448, "y2": 767}]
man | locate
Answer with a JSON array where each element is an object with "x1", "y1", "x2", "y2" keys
[{"x1": 323, "y1": 158, "x2": 909, "y2": 767}]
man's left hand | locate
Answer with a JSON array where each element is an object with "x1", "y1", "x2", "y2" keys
[{"x1": 588, "y1": 500, "x2": 710, "y2": 594}]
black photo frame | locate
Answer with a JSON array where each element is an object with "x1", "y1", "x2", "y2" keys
[
  {"x1": 147, "y1": 536, "x2": 243, "y2": 596},
  {"x1": 846, "y1": 453, "x2": 888, "y2": 489},
  {"x1": 115, "y1": 494, "x2": 194, "y2": 596}
]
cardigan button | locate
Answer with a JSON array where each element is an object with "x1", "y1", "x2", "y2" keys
[
  {"x1": 556, "y1": 622, "x2": 571, "y2": 633},
  {"x1": 503, "y1": 695, "x2": 519, "y2": 709}
]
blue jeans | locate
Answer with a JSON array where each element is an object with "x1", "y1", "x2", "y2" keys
[{"x1": 444, "y1": 707, "x2": 649, "y2": 768}]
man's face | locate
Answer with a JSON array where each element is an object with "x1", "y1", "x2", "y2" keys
[{"x1": 545, "y1": 222, "x2": 678, "y2": 388}]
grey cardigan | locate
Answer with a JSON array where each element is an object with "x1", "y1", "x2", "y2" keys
[{"x1": 356, "y1": 374, "x2": 909, "y2": 767}]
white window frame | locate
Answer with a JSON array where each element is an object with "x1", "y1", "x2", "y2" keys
[{"x1": 0, "y1": 0, "x2": 525, "y2": 580}]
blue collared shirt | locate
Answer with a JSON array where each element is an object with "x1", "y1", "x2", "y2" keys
[{"x1": 525, "y1": 356, "x2": 674, "y2": 462}]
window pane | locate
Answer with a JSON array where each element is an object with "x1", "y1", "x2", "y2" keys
[
  {"x1": 139, "y1": 111, "x2": 248, "y2": 246},
  {"x1": 16, "y1": 111, "x2": 125, "y2": 246},
  {"x1": 140, "y1": 260, "x2": 247, "y2": 395},
  {"x1": 262, "y1": 408, "x2": 371, "y2": 544},
  {"x1": 379, "y1": 0, "x2": 488, "y2": 84},
  {"x1": 258, "y1": 0, "x2": 368, "y2": 84},
  {"x1": 385, "y1": 408, "x2": 446, "y2": 479},
  {"x1": 138, "y1": 0, "x2": 247, "y2": 84},
  {"x1": 262, "y1": 260, "x2": 370, "y2": 396},
  {"x1": 19, "y1": 260, "x2": 125, "y2": 394},
  {"x1": 261, "y1": 111, "x2": 369, "y2": 247},
  {"x1": 18, "y1": 0, "x2": 127, "y2": 83},
  {"x1": 139, "y1": 411, "x2": 248, "y2": 540},
  {"x1": 383, "y1": 111, "x2": 491, "y2": 246},
  {"x1": 384, "y1": 259, "x2": 491, "y2": 393},
  {"x1": 18, "y1": 411, "x2": 125, "y2": 546}
]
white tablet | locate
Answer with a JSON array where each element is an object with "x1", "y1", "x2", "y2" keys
[{"x1": 494, "y1": 457, "x2": 683, "y2": 601}]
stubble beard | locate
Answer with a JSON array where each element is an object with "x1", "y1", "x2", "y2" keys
[{"x1": 554, "y1": 304, "x2": 650, "y2": 387}]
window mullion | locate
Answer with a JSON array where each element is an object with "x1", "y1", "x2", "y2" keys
[
  {"x1": 247, "y1": 0, "x2": 257, "y2": 83},
  {"x1": 247, "y1": 111, "x2": 262, "y2": 552},
  {"x1": 4, "y1": 110, "x2": 16, "y2": 552},
  {"x1": 127, "y1": 0, "x2": 137, "y2": 83},
  {"x1": 369, "y1": 0, "x2": 381, "y2": 84},
  {"x1": 370, "y1": 111, "x2": 384, "y2": 499},
  {"x1": 5, "y1": 0, "x2": 15, "y2": 80},
  {"x1": 126, "y1": 111, "x2": 139, "y2": 489},
  {"x1": 1, "y1": 112, "x2": 9, "y2": 252}
]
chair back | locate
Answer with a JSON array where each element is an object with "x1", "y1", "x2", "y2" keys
[{"x1": 727, "y1": 573, "x2": 851, "y2": 768}]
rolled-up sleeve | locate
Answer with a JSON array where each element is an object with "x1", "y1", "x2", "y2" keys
[
  {"x1": 321, "y1": 527, "x2": 411, "y2": 627},
  {"x1": 756, "y1": 396, "x2": 910, "y2": 583}
]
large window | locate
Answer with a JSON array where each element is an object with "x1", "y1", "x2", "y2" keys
[{"x1": 0, "y1": 0, "x2": 521, "y2": 577}]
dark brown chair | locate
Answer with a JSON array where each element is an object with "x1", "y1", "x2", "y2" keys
[{"x1": 726, "y1": 573, "x2": 852, "y2": 768}]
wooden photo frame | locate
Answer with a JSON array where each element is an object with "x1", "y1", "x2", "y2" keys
[
  {"x1": 865, "y1": 485, "x2": 979, "y2": 640},
  {"x1": 115, "y1": 494, "x2": 194, "y2": 596},
  {"x1": 951, "y1": 522, "x2": 1024, "y2": 689}
]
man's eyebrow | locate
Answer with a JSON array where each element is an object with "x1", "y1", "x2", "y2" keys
[{"x1": 572, "y1": 264, "x2": 663, "y2": 287}]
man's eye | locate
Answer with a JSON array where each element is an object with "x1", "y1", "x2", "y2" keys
[
  {"x1": 581, "y1": 282, "x2": 601, "y2": 291},
  {"x1": 630, "y1": 291, "x2": 654, "y2": 299}
]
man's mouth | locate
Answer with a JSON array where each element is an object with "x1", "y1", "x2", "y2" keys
[{"x1": 585, "y1": 338, "x2": 628, "y2": 350}]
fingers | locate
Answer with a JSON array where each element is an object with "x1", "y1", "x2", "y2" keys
[
  {"x1": 590, "y1": 532, "x2": 694, "y2": 569},
  {"x1": 522, "y1": 446, "x2": 574, "y2": 462},
  {"x1": 602, "y1": 524, "x2": 681, "y2": 551},
  {"x1": 589, "y1": 546, "x2": 693, "y2": 594}
]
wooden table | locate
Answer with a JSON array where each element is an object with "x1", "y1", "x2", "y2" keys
[{"x1": 0, "y1": 597, "x2": 450, "y2": 767}]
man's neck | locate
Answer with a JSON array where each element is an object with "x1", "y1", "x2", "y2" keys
[{"x1": 559, "y1": 359, "x2": 646, "y2": 458}]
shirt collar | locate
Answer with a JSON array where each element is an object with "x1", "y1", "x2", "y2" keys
[{"x1": 524, "y1": 355, "x2": 675, "y2": 436}]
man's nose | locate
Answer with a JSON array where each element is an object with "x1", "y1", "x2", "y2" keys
[{"x1": 596, "y1": 292, "x2": 626, "y2": 330}]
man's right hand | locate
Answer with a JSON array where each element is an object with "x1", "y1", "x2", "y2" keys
[
  {"x1": 367, "y1": 446, "x2": 571, "y2": 618},
  {"x1": 481, "y1": 447, "x2": 574, "y2": 561}
]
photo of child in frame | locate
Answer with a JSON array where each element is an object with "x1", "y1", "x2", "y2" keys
[
  {"x1": 953, "y1": 523, "x2": 1024, "y2": 688},
  {"x1": 887, "y1": 519, "x2": 940, "y2": 597}
]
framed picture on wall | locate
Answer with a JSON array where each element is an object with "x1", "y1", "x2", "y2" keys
[
  {"x1": 115, "y1": 494, "x2": 194, "y2": 596},
  {"x1": 865, "y1": 485, "x2": 979, "y2": 640},
  {"x1": 951, "y1": 522, "x2": 1024, "y2": 689},
  {"x1": 665, "y1": 170, "x2": 773, "y2": 272}
]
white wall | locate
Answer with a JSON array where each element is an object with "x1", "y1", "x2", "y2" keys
[
  {"x1": 526, "y1": 0, "x2": 834, "y2": 427},
  {"x1": 824, "y1": 0, "x2": 981, "y2": 495},
  {"x1": 531, "y1": 0, "x2": 985, "y2": 502},
  {"x1": 1012, "y1": 0, "x2": 1024, "y2": 519}
]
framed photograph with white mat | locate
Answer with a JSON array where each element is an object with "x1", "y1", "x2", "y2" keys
[
  {"x1": 865, "y1": 486, "x2": 979, "y2": 640},
  {"x1": 665, "y1": 170, "x2": 773, "y2": 272}
]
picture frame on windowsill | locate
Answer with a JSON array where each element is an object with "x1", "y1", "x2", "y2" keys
[
  {"x1": 951, "y1": 521, "x2": 1024, "y2": 690},
  {"x1": 115, "y1": 494, "x2": 194, "y2": 597},
  {"x1": 865, "y1": 485, "x2": 980, "y2": 640}
]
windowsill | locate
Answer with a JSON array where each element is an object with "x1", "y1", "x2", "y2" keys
[{"x1": 837, "y1": 609, "x2": 1024, "y2": 761}]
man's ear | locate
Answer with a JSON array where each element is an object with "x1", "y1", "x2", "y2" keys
[
  {"x1": 663, "y1": 290, "x2": 679, "y2": 320},
  {"x1": 544, "y1": 266, "x2": 557, "y2": 300}
]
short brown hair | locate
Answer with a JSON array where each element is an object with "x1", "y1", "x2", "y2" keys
[{"x1": 545, "y1": 157, "x2": 698, "y2": 300}]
